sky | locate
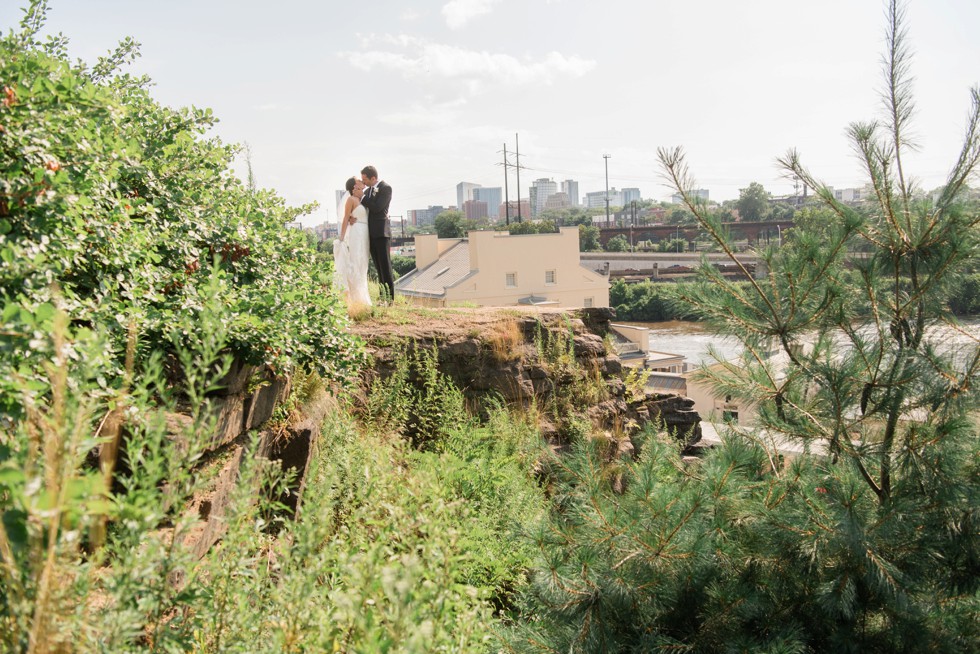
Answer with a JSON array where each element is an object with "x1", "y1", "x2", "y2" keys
[{"x1": 3, "y1": 0, "x2": 979, "y2": 227}]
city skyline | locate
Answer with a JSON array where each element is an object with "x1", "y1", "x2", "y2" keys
[{"x1": 7, "y1": 1, "x2": 978, "y2": 227}]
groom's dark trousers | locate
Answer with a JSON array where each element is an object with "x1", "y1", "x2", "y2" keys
[{"x1": 362, "y1": 181, "x2": 395, "y2": 302}]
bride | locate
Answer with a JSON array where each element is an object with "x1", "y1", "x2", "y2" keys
[{"x1": 333, "y1": 176, "x2": 372, "y2": 307}]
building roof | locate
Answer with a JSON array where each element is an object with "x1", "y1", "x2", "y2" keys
[
  {"x1": 647, "y1": 350, "x2": 685, "y2": 364},
  {"x1": 645, "y1": 373, "x2": 688, "y2": 393},
  {"x1": 396, "y1": 241, "x2": 473, "y2": 297}
]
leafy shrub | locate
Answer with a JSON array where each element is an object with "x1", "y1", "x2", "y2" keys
[
  {"x1": 609, "y1": 279, "x2": 702, "y2": 322},
  {"x1": 390, "y1": 254, "x2": 416, "y2": 278},
  {"x1": 365, "y1": 343, "x2": 468, "y2": 449},
  {"x1": 0, "y1": 2, "x2": 362, "y2": 419},
  {"x1": 949, "y1": 271, "x2": 980, "y2": 315}
]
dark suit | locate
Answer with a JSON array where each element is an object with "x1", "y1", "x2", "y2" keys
[{"x1": 361, "y1": 180, "x2": 395, "y2": 302}]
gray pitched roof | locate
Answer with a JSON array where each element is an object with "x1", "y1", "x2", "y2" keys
[
  {"x1": 395, "y1": 241, "x2": 473, "y2": 297},
  {"x1": 645, "y1": 373, "x2": 688, "y2": 393}
]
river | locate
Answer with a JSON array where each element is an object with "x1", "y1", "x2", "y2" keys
[{"x1": 624, "y1": 319, "x2": 980, "y2": 369}]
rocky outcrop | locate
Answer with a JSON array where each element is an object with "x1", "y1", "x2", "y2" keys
[
  {"x1": 102, "y1": 356, "x2": 321, "y2": 570},
  {"x1": 354, "y1": 307, "x2": 701, "y2": 445}
]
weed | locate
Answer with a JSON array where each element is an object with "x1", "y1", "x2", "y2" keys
[{"x1": 485, "y1": 318, "x2": 525, "y2": 363}]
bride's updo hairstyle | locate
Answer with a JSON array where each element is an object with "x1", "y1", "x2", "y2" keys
[{"x1": 345, "y1": 176, "x2": 357, "y2": 193}]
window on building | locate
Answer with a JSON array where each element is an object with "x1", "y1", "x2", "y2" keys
[
  {"x1": 545, "y1": 269, "x2": 556, "y2": 284},
  {"x1": 584, "y1": 297, "x2": 594, "y2": 308},
  {"x1": 722, "y1": 409, "x2": 739, "y2": 423},
  {"x1": 505, "y1": 272, "x2": 517, "y2": 287}
]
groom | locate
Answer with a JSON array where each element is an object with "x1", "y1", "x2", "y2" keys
[{"x1": 360, "y1": 165, "x2": 395, "y2": 303}]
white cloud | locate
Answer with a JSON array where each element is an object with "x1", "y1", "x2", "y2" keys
[
  {"x1": 378, "y1": 97, "x2": 469, "y2": 128},
  {"x1": 340, "y1": 35, "x2": 595, "y2": 90},
  {"x1": 441, "y1": 0, "x2": 500, "y2": 29}
]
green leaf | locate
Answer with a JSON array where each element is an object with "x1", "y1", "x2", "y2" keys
[
  {"x1": 0, "y1": 466, "x2": 26, "y2": 488},
  {"x1": 2, "y1": 510, "x2": 28, "y2": 548},
  {"x1": 35, "y1": 302, "x2": 56, "y2": 324}
]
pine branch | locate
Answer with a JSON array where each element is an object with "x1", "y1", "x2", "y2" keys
[{"x1": 883, "y1": 0, "x2": 916, "y2": 224}]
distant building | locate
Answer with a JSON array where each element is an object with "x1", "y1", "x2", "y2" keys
[
  {"x1": 397, "y1": 228, "x2": 609, "y2": 308},
  {"x1": 313, "y1": 221, "x2": 339, "y2": 241},
  {"x1": 671, "y1": 188, "x2": 709, "y2": 204},
  {"x1": 463, "y1": 199, "x2": 489, "y2": 221},
  {"x1": 530, "y1": 178, "x2": 559, "y2": 217},
  {"x1": 457, "y1": 182, "x2": 481, "y2": 209},
  {"x1": 622, "y1": 187, "x2": 642, "y2": 205},
  {"x1": 829, "y1": 187, "x2": 867, "y2": 203},
  {"x1": 499, "y1": 199, "x2": 532, "y2": 222},
  {"x1": 544, "y1": 192, "x2": 571, "y2": 211},
  {"x1": 472, "y1": 186, "x2": 502, "y2": 219},
  {"x1": 585, "y1": 188, "x2": 624, "y2": 209},
  {"x1": 561, "y1": 179, "x2": 580, "y2": 207},
  {"x1": 408, "y1": 205, "x2": 448, "y2": 227}
]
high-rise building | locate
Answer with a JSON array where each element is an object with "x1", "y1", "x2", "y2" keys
[
  {"x1": 561, "y1": 179, "x2": 580, "y2": 207},
  {"x1": 457, "y1": 182, "x2": 481, "y2": 209},
  {"x1": 530, "y1": 178, "x2": 558, "y2": 217},
  {"x1": 622, "y1": 187, "x2": 642, "y2": 205},
  {"x1": 472, "y1": 187, "x2": 502, "y2": 219},
  {"x1": 463, "y1": 200, "x2": 489, "y2": 221}
]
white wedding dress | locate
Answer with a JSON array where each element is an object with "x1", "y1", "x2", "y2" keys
[{"x1": 333, "y1": 203, "x2": 372, "y2": 307}]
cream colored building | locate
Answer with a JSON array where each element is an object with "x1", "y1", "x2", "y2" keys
[
  {"x1": 685, "y1": 363, "x2": 762, "y2": 427},
  {"x1": 397, "y1": 228, "x2": 609, "y2": 308}
]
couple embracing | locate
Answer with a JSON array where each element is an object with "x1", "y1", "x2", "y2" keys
[{"x1": 334, "y1": 165, "x2": 395, "y2": 307}]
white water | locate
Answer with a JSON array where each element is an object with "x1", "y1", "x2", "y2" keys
[{"x1": 625, "y1": 319, "x2": 980, "y2": 368}]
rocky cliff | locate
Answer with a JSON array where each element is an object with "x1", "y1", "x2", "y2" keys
[{"x1": 351, "y1": 306, "x2": 701, "y2": 446}]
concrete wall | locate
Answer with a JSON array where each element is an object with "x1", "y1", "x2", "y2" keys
[
  {"x1": 415, "y1": 234, "x2": 464, "y2": 270},
  {"x1": 610, "y1": 323, "x2": 650, "y2": 352},
  {"x1": 685, "y1": 365, "x2": 758, "y2": 427}
]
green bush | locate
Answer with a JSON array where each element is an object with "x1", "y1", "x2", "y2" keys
[
  {"x1": 609, "y1": 279, "x2": 701, "y2": 321},
  {"x1": 0, "y1": 2, "x2": 361, "y2": 418},
  {"x1": 949, "y1": 271, "x2": 980, "y2": 315},
  {"x1": 391, "y1": 254, "x2": 416, "y2": 277}
]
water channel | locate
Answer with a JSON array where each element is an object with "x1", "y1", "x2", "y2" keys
[{"x1": 625, "y1": 319, "x2": 980, "y2": 369}]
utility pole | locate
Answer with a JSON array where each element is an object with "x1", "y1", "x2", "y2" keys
[
  {"x1": 502, "y1": 142, "x2": 511, "y2": 225},
  {"x1": 603, "y1": 154, "x2": 611, "y2": 228},
  {"x1": 515, "y1": 133, "x2": 523, "y2": 222}
]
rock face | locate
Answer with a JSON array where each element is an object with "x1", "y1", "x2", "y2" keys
[
  {"x1": 109, "y1": 356, "x2": 320, "y2": 571},
  {"x1": 355, "y1": 307, "x2": 701, "y2": 445}
]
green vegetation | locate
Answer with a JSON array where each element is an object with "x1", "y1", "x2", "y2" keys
[
  {"x1": 0, "y1": 2, "x2": 361, "y2": 420},
  {"x1": 609, "y1": 279, "x2": 701, "y2": 322},
  {"x1": 604, "y1": 234, "x2": 630, "y2": 252},
  {"x1": 503, "y1": 219, "x2": 557, "y2": 235},
  {"x1": 576, "y1": 5, "x2": 980, "y2": 653},
  {"x1": 434, "y1": 209, "x2": 467, "y2": 238},
  {"x1": 735, "y1": 180, "x2": 772, "y2": 221},
  {"x1": 578, "y1": 224, "x2": 601, "y2": 251}
]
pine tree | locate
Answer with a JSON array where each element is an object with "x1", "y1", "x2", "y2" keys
[{"x1": 511, "y1": 2, "x2": 979, "y2": 651}]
